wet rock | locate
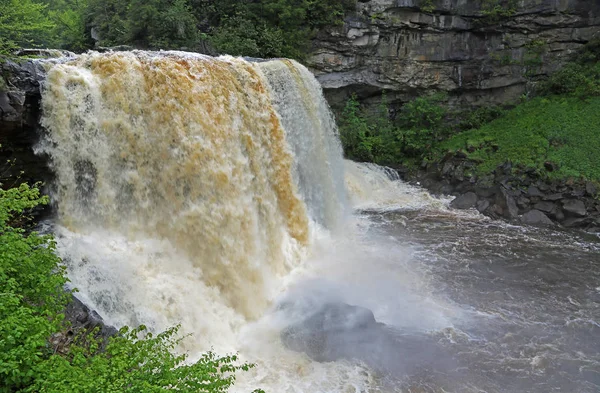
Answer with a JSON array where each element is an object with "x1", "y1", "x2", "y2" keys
[
  {"x1": 586, "y1": 182, "x2": 598, "y2": 197},
  {"x1": 544, "y1": 193, "x2": 564, "y2": 201},
  {"x1": 282, "y1": 302, "x2": 378, "y2": 362},
  {"x1": 562, "y1": 199, "x2": 587, "y2": 217},
  {"x1": 64, "y1": 296, "x2": 118, "y2": 338},
  {"x1": 496, "y1": 188, "x2": 519, "y2": 219},
  {"x1": 450, "y1": 192, "x2": 477, "y2": 210},
  {"x1": 476, "y1": 199, "x2": 490, "y2": 213},
  {"x1": 562, "y1": 217, "x2": 595, "y2": 228},
  {"x1": 280, "y1": 301, "x2": 454, "y2": 374},
  {"x1": 544, "y1": 161, "x2": 558, "y2": 172},
  {"x1": 1, "y1": 57, "x2": 54, "y2": 189},
  {"x1": 516, "y1": 196, "x2": 531, "y2": 210},
  {"x1": 533, "y1": 201, "x2": 556, "y2": 214},
  {"x1": 521, "y1": 210, "x2": 554, "y2": 227},
  {"x1": 50, "y1": 295, "x2": 118, "y2": 356},
  {"x1": 475, "y1": 186, "x2": 495, "y2": 198}
]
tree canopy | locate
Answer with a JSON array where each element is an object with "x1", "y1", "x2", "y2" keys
[{"x1": 0, "y1": 0, "x2": 356, "y2": 59}]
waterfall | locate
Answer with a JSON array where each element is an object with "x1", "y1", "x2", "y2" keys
[
  {"x1": 37, "y1": 50, "x2": 468, "y2": 392},
  {"x1": 39, "y1": 51, "x2": 346, "y2": 340}
]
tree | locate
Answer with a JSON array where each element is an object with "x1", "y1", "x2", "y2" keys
[{"x1": 0, "y1": 0, "x2": 54, "y2": 54}]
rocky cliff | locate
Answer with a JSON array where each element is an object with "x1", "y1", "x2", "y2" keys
[
  {"x1": 309, "y1": 0, "x2": 600, "y2": 110},
  {"x1": 0, "y1": 58, "x2": 52, "y2": 188}
]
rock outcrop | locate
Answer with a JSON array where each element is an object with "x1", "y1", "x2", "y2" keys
[
  {"x1": 309, "y1": 0, "x2": 600, "y2": 110},
  {"x1": 0, "y1": 57, "x2": 54, "y2": 188},
  {"x1": 416, "y1": 153, "x2": 600, "y2": 231},
  {"x1": 280, "y1": 300, "x2": 454, "y2": 375}
]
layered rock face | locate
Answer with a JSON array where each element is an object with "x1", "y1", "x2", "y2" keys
[
  {"x1": 308, "y1": 0, "x2": 600, "y2": 109},
  {"x1": 0, "y1": 58, "x2": 52, "y2": 187}
]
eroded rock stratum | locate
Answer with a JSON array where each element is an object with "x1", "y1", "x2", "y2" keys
[{"x1": 308, "y1": 0, "x2": 600, "y2": 109}]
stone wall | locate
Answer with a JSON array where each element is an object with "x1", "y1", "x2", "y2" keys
[{"x1": 308, "y1": 0, "x2": 600, "y2": 110}]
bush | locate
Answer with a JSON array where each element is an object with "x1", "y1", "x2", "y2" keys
[
  {"x1": 0, "y1": 0, "x2": 54, "y2": 55},
  {"x1": 438, "y1": 96, "x2": 600, "y2": 181},
  {"x1": 0, "y1": 183, "x2": 258, "y2": 392},
  {"x1": 30, "y1": 325, "x2": 258, "y2": 393},
  {"x1": 338, "y1": 92, "x2": 448, "y2": 165},
  {"x1": 539, "y1": 40, "x2": 600, "y2": 98},
  {"x1": 0, "y1": 183, "x2": 67, "y2": 390}
]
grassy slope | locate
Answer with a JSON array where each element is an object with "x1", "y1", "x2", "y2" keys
[{"x1": 438, "y1": 96, "x2": 600, "y2": 181}]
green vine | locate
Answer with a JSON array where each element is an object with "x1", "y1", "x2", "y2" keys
[
  {"x1": 420, "y1": 0, "x2": 435, "y2": 13},
  {"x1": 480, "y1": 0, "x2": 518, "y2": 23}
]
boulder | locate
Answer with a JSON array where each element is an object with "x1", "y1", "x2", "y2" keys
[
  {"x1": 562, "y1": 199, "x2": 587, "y2": 217},
  {"x1": 533, "y1": 201, "x2": 556, "y2": 213},
  {"x1": 586, "y1": 182, "x2": 598, "y2": 197},
  {"x1": 476, "y1": 199, "x2": 490, "y2": 213},
  {"x1": 520, "y1": 209, "x2": 554, "y2": 227},
  {"x1": 450, "y1": 192, "x2": 478, "y2": 210},
  {"x1": 495, "y1": 188, "x2": 519, "y2": 219},
  {"x1": 280, "y1": 301, "x2": 454, "y2": 375},
  {"x1": 527, "y1": 186, "x2": 544, "y2": 197}
]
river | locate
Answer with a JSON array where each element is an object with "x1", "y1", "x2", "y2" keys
[{"x1": 38, "y1": 51, "x2": 599, "y2": 393}]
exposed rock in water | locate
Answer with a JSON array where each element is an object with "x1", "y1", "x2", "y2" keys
[
  {"x1": 309, "y1": 0, "x2": 600, "y2": 110},
  {"x1": 49, "y1": 295, "x2": 118, "y2": 355},
  {"x1": 415, "y1": 153, "x2": 600, "y2": 232},
  {"x1": 450, "y1": 192, "x2": 477, "y2": 209},
  {"x1": 280, "y1": 301, "x2": 455, "y2": 375},
  {"x1": 562, "y1": 199, "x2": 587, "y2": 217},
  {"x1": 521, "y1": 209, "x2": 554, "y2": 227}
]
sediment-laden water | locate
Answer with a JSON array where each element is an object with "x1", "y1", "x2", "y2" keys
[{"x1": 38, "y1": 51, "x2": 599, "y2": 393}]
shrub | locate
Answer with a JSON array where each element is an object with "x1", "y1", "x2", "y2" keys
[
  {"x1": 30, "y1": 325, "x2": 259, "y2": 393},
  {"x1": 338, "y1": 92, "x2": 449, "y2": 165},
  {"x1": 0, "y1": 183, "x2": 258, "y2": 392},
  {"x1": 438, "y1": 96, "x2": 600, "y2": 181}
]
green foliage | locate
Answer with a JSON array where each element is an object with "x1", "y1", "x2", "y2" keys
[
  {"x1": 438, "y1": 96, "x2": 600, "y2": 181},
  {"x1": 86, "y1": 0, "x2": 200, "y2": 49},
  {"x1": 30, "y1": 325, "x2": 257, "y2": 393},
  {"x1": 479, "y1": 0, "x2": 517, "y2": 23},
  {"x1": 420, "y1": 0, "x2": 435, "y2": 13},
  {"x1": 397, "y1": 92, "x2": 446, "y2": 130},
  {"x1": 0, "y1": 183, "x2": 258, "y2": 392},
  {"x1": 209, "y1": 15, "x2": 286, "y2": 58},
  {"x1": 339, "y1": 94, "x2": 379, "y2": 162},
  {"x1": 457, "y1": 105, "x2": 505, "y2": 131},
  {"x1": 207, "y1": 0, "x2": 355, "y2": 58},
  {"x1": 84, "y1": 0, "x2": 354, "y2": 57},
  {"x1": 0, "y1": 0, "x2": 354, "y2": 58},
  {"x1": 0, "y1": 0, "x2": 54, "y2": 54},
  {"x1": 338, "y1": 92, "x2": 448, "y2": 165},
  {"x1": 539, "y1": 41, "x2": 600, "y2": 98},
  {"x1": 45, "y1": 0, "x2": 91, "y2": 51},
  {"x1": 0, "y1": 183, "x2": 67, "y2": 390}
]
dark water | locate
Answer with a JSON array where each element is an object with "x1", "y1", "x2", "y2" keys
[{"x1": 362, "y1": 210, "x2": 600, "y2": 393}]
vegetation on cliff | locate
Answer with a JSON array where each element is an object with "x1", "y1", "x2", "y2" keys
[
  {"x1": 339, "y1": 40, "x2": 600, "y2": 183},
  {"x1": 0, "y1": 183, "x2": 258, "y2": 392},
  {"x1": 0, "y1": 0, "x2": 354, "y2": 59}
]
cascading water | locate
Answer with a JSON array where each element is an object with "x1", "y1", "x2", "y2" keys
[
  {"x1": 39, "y1": 51, "x2": 377, "y2": 391},
  {"x1": 38, "y1": 51, "x2": 600, "y2": 393},
  {"x1": 40, "y1": 51, "x2": 327, "y2": 320}
]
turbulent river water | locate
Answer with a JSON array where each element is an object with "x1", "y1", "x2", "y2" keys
[{"x1": 38, "y1": 51, "x2": 599, "y2": 393}]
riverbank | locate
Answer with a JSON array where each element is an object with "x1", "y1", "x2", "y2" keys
[{"x1": 410, "y1": 153, "x2": 600, "y2": 232}]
